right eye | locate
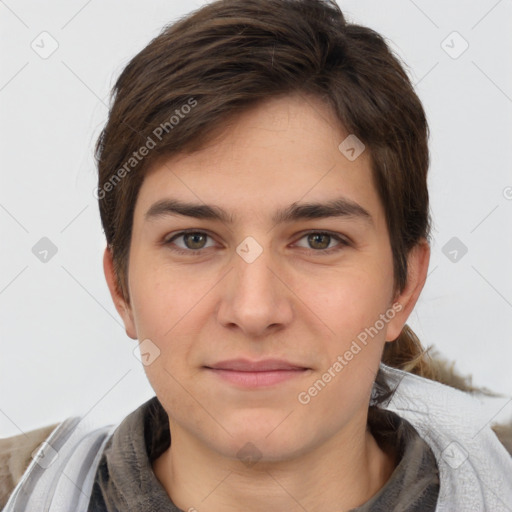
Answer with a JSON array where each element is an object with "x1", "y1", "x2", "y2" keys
[{"x1": 163, "y1": 230, "x2": 217, "y2": 255}]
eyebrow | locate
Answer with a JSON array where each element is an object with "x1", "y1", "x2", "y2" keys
[{"x1": 145, "y1": 197, "x2": 373, "y2": 227}]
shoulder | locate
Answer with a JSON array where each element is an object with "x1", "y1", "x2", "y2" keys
[
  {"x1": 381, "y1": 354, "x2": 512, "y2": 457},
  {"x1": 427, "y1": 352, "x2": 512, "y2": 457},
  {"x1": 0, "y1": 422, "x2": 60, "y2": 509}
]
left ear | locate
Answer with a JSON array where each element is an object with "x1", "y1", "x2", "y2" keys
[{"x1": 385, "y1": 238, "x2": 430, "y2": 342}]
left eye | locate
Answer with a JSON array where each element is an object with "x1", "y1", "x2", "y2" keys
[{"x1": 294, "y1": 232, "x2": 348, "y2": 253}]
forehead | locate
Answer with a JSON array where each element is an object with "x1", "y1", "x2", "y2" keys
[{"x1": 135, "y1": 94, "x2": 383, "y2": 225}]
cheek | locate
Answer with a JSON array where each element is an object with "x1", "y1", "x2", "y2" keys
[
  {"x1": 303, "y1": 263, "x2": 393, "y2": 341},
  {"x1": 297, "y1": 271, "x2": 392, "y2": 424},
  {"x1": 128, "y1": 258, "x2": 217, "y2": 387},
  {"x1": 128, "y1": 264, "x2": 206, "y2": 410},
  {"x1": 129, "y1": 256, "x2": 205, "y2": 338}
]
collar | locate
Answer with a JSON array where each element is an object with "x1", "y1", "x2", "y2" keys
[{"x1": 88, "y1": 395, "x2": 439, "y2": 512}]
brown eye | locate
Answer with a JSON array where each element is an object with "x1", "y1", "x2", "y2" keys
[
  {"x1": 307, "y1": 233, "x2": 331, "y2": 250},
  {"x1": 295, "y1": 231, "x2": 350, "y2": 254},
  {"x1": 182, "y1": 232, "x2": 208, "y2": 250},
  {"x1": 164, "y1": 231, "x2": 215, "y2": 254}
]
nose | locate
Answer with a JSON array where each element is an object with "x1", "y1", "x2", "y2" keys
[{"x1": 216, "y1": 242, "x2": 294, "y2": 338}]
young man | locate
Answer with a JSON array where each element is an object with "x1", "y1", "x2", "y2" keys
[{"x1": 2, "y1": 1, "x2": 512, "y2": 511}]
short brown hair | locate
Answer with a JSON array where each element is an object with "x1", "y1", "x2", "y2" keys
[{"x1": 95, "y1": 0, "x2": 434, "y2": 384}]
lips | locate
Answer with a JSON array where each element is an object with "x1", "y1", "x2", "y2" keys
[
  {"x1": 205, "y1": 358, "x2": 308, "y2": 371},
  {"x1": 204, "y1": 359, "x2": 310, "y2": 388}
]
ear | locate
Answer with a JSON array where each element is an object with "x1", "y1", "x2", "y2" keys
[
  {"x1": 103, "y1": 246, "x2": 137, "y2": 340},
  {"x1": 385, "y1": 239, "x2": 430, "y2": 342}
]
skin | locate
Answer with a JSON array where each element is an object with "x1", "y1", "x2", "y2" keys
[{"x1": 104, "y1": 93, "x2": 430, "y2": 512}]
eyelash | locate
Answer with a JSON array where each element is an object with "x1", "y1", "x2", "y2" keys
[{"x1": 162, "y1": 229, "x2": 351, "y2": 256}]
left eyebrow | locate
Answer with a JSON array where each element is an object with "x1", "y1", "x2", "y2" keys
[
  {"x1": 144, "y1": 197, "x2": 374, "y2": 227},
  {"x1": 273, "y1": 198, "x2": 373, "y2": 226}
]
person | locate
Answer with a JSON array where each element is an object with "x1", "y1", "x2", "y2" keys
[{"x1": 1, "y1": 0, "x2": 511, "y2": 510}]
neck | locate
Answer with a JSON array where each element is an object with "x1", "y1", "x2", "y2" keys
[{"x1": 152, "y1": 411, "x2": 397, "y2": 512}]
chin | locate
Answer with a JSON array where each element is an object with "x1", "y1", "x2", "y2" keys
[
  {"x1": 215, "y1": 433, "x2": 308, "y2": 466},
  {"x1": 208, "y1": 413, "x2": 311, "y2": 463}
]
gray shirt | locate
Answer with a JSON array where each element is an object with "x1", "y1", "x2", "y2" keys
[{"x1": 87, "y1": 396, "x2": 439, "y2": 512}]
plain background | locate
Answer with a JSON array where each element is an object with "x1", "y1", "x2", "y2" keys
[{"x1": 1, "y1": 0, "x2": 511, "y2": 438}]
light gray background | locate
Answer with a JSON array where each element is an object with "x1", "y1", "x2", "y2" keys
[{"x1": 1, "y1": 0, "x2": 511, "y2": 437}]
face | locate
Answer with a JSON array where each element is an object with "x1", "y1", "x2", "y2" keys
[{"x1": 105, "y1": 93, "x2": 428, "y2": 463}]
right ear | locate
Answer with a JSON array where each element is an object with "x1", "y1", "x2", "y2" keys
[{"x1": 103, "y1": 247, "x2": 137, "y2": 340}]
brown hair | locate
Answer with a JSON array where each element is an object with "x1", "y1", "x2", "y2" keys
[{"x1": 95, "y1": 0, "x2": 435, "y2": 393}]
